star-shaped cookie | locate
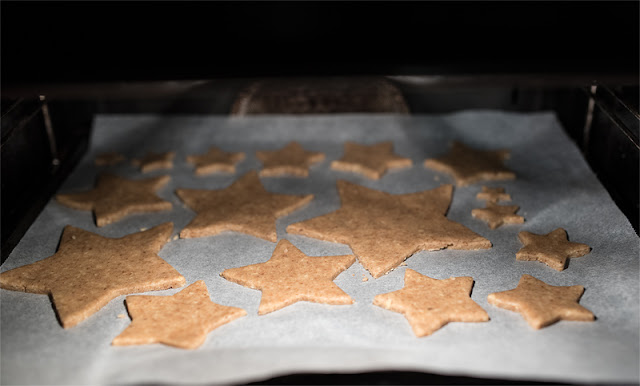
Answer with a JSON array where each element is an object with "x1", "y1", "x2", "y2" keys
[
  {"x1": 176, "y1": 171, "x2": 313, "y2": 242},
  {"x1": 331, "y1": 141, "x2": 412, "y2": 180},
  {"x1": 476, "y1": 186, "x2": 511, "y2": 203},
  {"x1": 0, "y1": 223, "x2": 185, "y2": 328},
  {"x1": 186, "y1": 147, "x2": 245, "y2": 176},
  {"x1": 516, "y1": 228, "x2": 591, "y2": 271},
  {"x1": 286, "y1": 181, "x2": 491, "y2": 278},
  {"x1": 56, "y1": 173, "x2": 173, "y2": 227},
  {"x1": 256, "y1": 141, "x2": 325, "y2": 177},
  {"x1": 221, "y1": 239, "x2": 355, "y2": 315},
  {"x1": 112, "y1": 280, "x2": 246, "y2": 349},
  {"x1": 373, "y1": 269, "x2": 489, "y2": 336},
  {"x1": 471, "y1": 202, "x2": 524, "y2": 229},
  {"x1": 132, "y1": 151, "x2": 176, "y2": 172},
  {"x1": 488, "y1": 274, "x2": 595, "y2": 329},
  {"x1": 424, "y1": 141, "x2": 515, "y2": 186}
]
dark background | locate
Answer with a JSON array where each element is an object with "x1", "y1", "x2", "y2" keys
[{"x1": 2, "y1": 1, "x2": 638, "y2": 86}]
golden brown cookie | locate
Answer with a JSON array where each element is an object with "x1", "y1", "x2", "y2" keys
[
  {"x1": 0, "y1": 223, "x2": 185, "y2": 328},
  {"x1": 95, "y1": 152, "x2": 125, "y2": 166},
  {"x1": 56, "y1": 173, "x2": 172, "y2": 227},
  {"x1": 471, "y1": 202, "x2": 524, "y2": 229},
  {"x1": 476, "y1": 186, "x2": 511, "y2": 203},
  {"x1": 424, "y1": 141, "x2": 515, "y2": 186},
  {"x1": 330, "y1": 141, "x2": 412, "y2": 180},
  {"x1": 132, "y1": 151, "x2": 176, "y2": 172},
  {"x1": 186, "y1": 147, "x2": 245, "y2": 176},
  {"x1": 256, "y1": 141, "x2": 325, "y2": 177},
  {"x1": 112, "y1": 280, "x2": 246, "y2": 349},
  {"x1": 286, "y1": 181, "x2": 491, "y2": 278},
  {"x1": 487, "y1": 274, "x2": 595, "y2": 329},
  {"x1": 221, "y1": 239, "x2": 355, "y2": 315},
  {"x1": 176, "y1": 171, "x2": 313, "y2": 242},
  {"x1": 516, "y1": 228, "x2": 591, "y2": 271},
  {"x1": 373, "y1": 269, "x2": 489, "y2": 336}
]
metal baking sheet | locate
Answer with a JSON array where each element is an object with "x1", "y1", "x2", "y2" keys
[{"x1": 1, "y1": 112, "x2": 638, "y2": 384}]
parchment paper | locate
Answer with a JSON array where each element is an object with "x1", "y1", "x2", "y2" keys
[{"x1": 1, "y1": 112, "x2": 638, "y2": 384}]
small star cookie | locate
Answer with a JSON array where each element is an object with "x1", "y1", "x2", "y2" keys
[
  {"x1": 95, "y1": 152, "x2": 125, "y2": 166},
  {"x1": 186, "y1": 147, "x2": 245, "y2": 176},
  {"x1": 476, "y1": 186, "x2": 511, "y2": 203},
  {"x1": 331, "y1": 141, "x2": 412, "y2": 180},
  {"x1": 287, "y1": 181, "x2": 491, "y2": 278},
  {"x1": 132, "y1": 151, "x2": 176, "y2": 172},
  {"x1": 56, "y1": 173, "x2": 172, "y2": 227},
  {"x1": 257, "y1": 141, "x2": 325, "y2": 177},
  {"x1": 176, "y1": 171, "x2": 313, "y2": 242},
  {"x1": 516, "y1": 228, "x2": 591, "y2": 271},
  {"x1": 0, "y1": 223, "x2": 185, "y2": 328},
  {"x1": 472, "y1": 202, "x2": 524, "y2": 229},
  {"x1": 112, "y1": 280, "x2": 246, "y2": 349},
  {"x1": 221, "y1": 239, "x2": 355, "y2": 315},
  {"x1": 424, "y1": 141, "x2": 515, "y2": 186},
  {"x1": 488, "y1": 274, "x2": 595, "y2": 329},
  {"x1": 373, "y1": 269, "x2": 489, "y2": 337}
]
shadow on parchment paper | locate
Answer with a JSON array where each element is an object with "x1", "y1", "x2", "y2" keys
[{"x1": 244, "y1": 370, "x2": 569, "y2": 385}]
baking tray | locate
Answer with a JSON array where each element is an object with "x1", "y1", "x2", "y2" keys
[{"x1": 1, "y1": 112, "x2": 638, "y2": 384}]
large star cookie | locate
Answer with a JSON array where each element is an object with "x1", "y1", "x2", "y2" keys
[
  {"x1": 476, "y1": 186, "x2": 511, "y2": 203},
  {"x1": 112, "y1": 280, "x2": 246, "y2": 349},
  {"x1": 331, "y1": 141, "x2": 412, "y2": 180},
  {"x1": 176, "y1": 171, "x2": 313, "y2": 242},
  {"x1": 424, "y1": 141, "x2": 515, "y2": 186},
  {"x1": 56, "y1": 173, "x2": 172, "y2": 227},
  {"x1": 487, "y1": 274, "x2": 595, "y2": 329},
  {"x1": 133, "y1": 151, "x2": 176, "y2": 172},
  {"x1": 186, "y1": 147, "x2": 245, "y2": 176},
  {"x1": 0, "y1": 223, "x2": 185, "y2": 328},
  {"x1": 471, "y1": 202, "x2": 524, "y2": 229},
  {"x1": 256, "y1": 141, "x2": 325, "y2": 177},
  {"x1": 516, "y1": 228, "x2": 591, "y2": 271},
  {"x1": 286, "y1": 181, "x2": 491, "y2": 278},
  {"x1": 221, "y1": 239, "x2": 355, "y2": 315},
  {"x1": 373, "y1": 269, "x2": 489, "y2": 336}
]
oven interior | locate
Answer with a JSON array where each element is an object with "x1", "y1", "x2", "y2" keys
[{"x1": 1, "y1": 2, "x2": 638, "y2": 384}]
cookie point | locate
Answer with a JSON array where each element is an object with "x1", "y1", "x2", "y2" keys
[{"x1": 96, "y1": 217, "x2": 110, "y2": 227}]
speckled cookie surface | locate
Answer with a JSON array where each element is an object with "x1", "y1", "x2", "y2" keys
[
  {"x1": 487, "y1": 274, "x2": 595, "y2": 329},
  {"x1": 221, "y1": 239, "x2": 355, "y2": 315},
  {"x1": 0, "y1": 223, "x2": 185, "y2": 328},
  {"x1": 133, "y1": 151, "x2": 176, "y2": 172},
  {"x1": 424, "y1": 141, "x2": 515, "y2": 186},
  {"x1": 476, "y1": 186, "x2": 511, "y2": 203},
  {"x1": 112, "y1": 280, "x2": 246, "y2": 349},
  {"x1": 516, "y1": 228, "x2": 591, "y2": 271},
  {"x1": 56, "y1": 173, "x2": 172, "y2": 227},
  {"x1": 330, "y1": 141, "x2": 412, "y2": 179},
  {"x1": 471, "y1": 202, "x2": 524, "y2": 229},
  {"x1": 186, "y1": 147, "x2": 245, "y2": 176},
  {"x1": 256, "y1": 141, "x2": 325, "y2": 177},
  {"x1": 373, "y1": 269, "x2": 489, "y2": 337},
  {"x1": 286, "y1": 181, "x2": 491, "y2": 278},
  {"x1": 176, "y1": 171, "x2": 313, "y2": 242}
]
